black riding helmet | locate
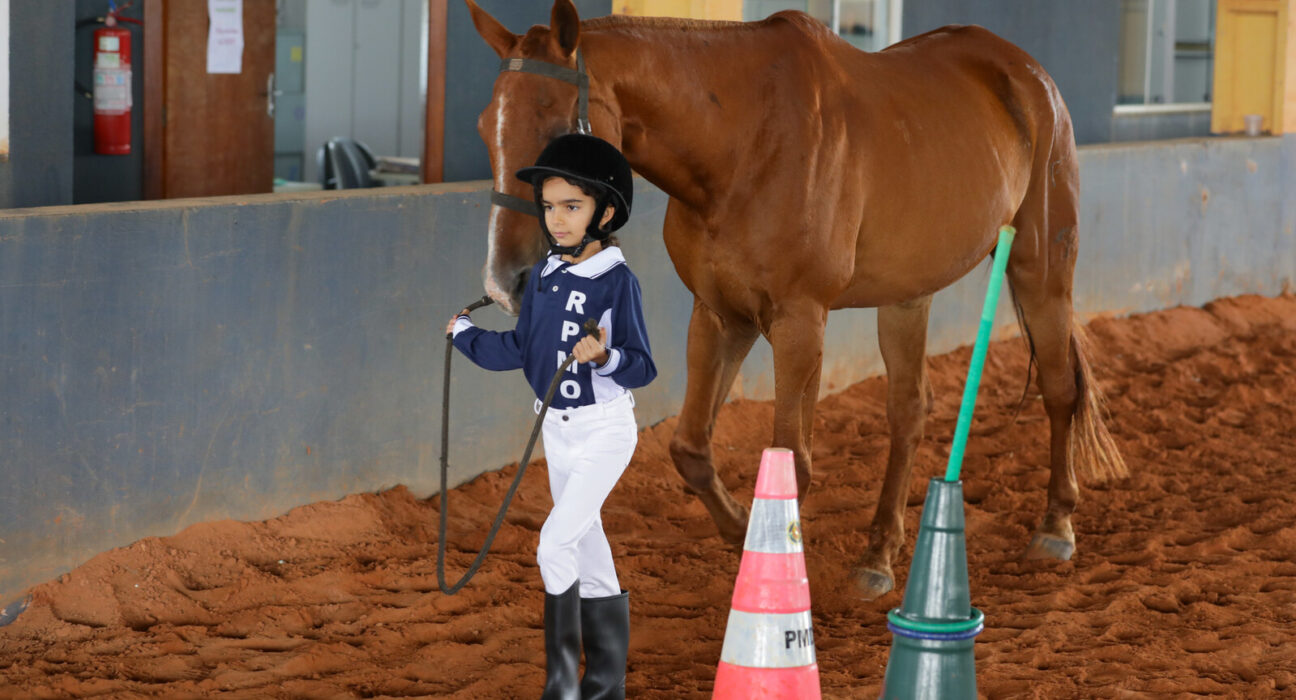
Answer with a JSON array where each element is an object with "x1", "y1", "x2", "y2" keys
[{"x1": 515, "y1": 134, "x2": 633, "y2": 257}]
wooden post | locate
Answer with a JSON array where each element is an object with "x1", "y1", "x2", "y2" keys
[
  {"x1": 142, "y1": 0, "x2": 165, "y2": 198},
  {"x1": 424, "y1": 0, "x2": 447, "y2": 183}
]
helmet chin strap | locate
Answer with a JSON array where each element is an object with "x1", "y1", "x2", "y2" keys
[{"x1": 547, "y1": 234, "x2": 597, "y2": 258}]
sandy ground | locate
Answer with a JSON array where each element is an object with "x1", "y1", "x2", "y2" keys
[{"x1": 2, "y1": 293, "x2": 1295, "y2": 699}]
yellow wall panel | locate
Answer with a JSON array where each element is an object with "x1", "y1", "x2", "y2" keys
[
  {"x1": 613, "y1": 0, "x2": 742, "y2": 21},
  {"x1": 1213, "y1": 0, "x2": 1288, "y2": 133},
  {"x1": 1237, "y1": 12, "x2": 1278, "y2": 122}
]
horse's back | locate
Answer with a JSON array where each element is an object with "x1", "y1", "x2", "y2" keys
[
  {"x1": 869, "y1": 25, "x2": 1071, "y2": 145},
  {"x1": 828, "y1": 26, "x2": 1075, "y2": 307},
  {"x1": 883, "y1": 24, "x2": 1037, "y2": 64},
  {"x1": 866, "y1": 24, "x2": 1078, "y2": 201},
  {"x1": 745, "y1": 19, "x2": 1069, "y2": 162}
]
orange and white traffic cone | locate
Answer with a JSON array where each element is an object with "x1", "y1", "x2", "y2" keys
[{"x1": 713, "y1": 447, "x2": 821, "y2": 699}]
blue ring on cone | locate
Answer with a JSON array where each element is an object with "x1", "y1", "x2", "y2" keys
[
  {"x1": 886, "y1": 607, "x2": 985, "y2": 640},
  {"x1": 887, "y1": 619, "x2": 984, "y2": 641}
]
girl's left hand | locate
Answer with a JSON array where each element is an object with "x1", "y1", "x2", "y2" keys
[{"x1": 572, "y1": 326, "x2": 610, "y2": 366}]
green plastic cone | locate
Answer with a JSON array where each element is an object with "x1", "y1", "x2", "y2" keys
[
  {"x1": 880, "y1": 478, "x2": 983, "y2": 699},
  {"x1": 899, "y1": 479, "x2": 971, "y2": 621},
  {"x1": 881, "y1": 226, "x2": 1010, "y2": 698}
]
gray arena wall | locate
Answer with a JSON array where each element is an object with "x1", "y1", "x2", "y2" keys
[{"x1": 2, "y1": 135, "x2": 1294, "y2": 601}]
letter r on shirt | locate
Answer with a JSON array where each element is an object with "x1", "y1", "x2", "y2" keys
[{"x1": 565, "y1": 290, "x2": 586, "y2": 315}]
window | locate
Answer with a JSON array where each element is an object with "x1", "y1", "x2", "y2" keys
[
  {"x1": 1118, "y1": 0, "x2": 1215, "y2": 106},
  {"x1": 834, "y1": 0, "x2": 898, "y2": 53}
]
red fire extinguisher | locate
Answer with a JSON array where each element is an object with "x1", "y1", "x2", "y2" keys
[{"x1": 93, "y1": 10, "x2": 132, "y2": 155}]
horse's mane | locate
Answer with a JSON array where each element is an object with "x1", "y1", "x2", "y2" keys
[
  {"x1": 582, "y1": 15, "x2": 748, "y2": 32},
  {"x1": 581, "y1": 11, "x2": 835, "y2": 42}
]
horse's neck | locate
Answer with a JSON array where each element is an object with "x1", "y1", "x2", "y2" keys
[{"x1": 584, "y1": 21, "x2": 762, "y2": 210}]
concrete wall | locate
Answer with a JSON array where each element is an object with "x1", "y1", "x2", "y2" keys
[
  {"x1": 0, "y1": 1, "x2": 74, "y2": 209},
  {"x1": 1075, "y1": 136, "x2": 1296, "y2": 312},
  {"x1": 2, "y1": 135, "x2": 1294, "y2": 601}
]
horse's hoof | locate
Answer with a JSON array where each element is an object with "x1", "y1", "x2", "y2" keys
[
  {"x1": 1025, "y1": 532, "x2": 1075, "y2": 561},
  {"x1": 716, "y1": 506, "x2": 750, "y2": 547},
  {"x1": 718, "y1": 525, "x2": 746, "y2": 547},
  {"x1": 853, "y1": 567, "x2": 894, "y2": 601}
]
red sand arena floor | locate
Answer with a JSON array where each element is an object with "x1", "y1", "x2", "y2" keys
[{"x1": 2, "y1": 293, "x2": 1295, "y2": 698}]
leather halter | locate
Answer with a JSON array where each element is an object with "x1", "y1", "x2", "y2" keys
[{"x1": 489, "y1": 49, "x2": 592, "y2": 219}]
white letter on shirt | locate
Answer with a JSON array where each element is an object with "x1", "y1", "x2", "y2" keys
[
  {"x1": 565, "y1": 290, "x2": 586, "y2": 315},
  {"x1": 561, "y1": 320, "x2": 580, "y2": 342},
  {"x1": 558, "y1": 350, "x2": 579, "y2": 374}
]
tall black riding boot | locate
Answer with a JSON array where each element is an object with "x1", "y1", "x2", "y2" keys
[
  {"x1": 541, "y1": 581, "x2": 582, "y2": 700},
  {"x1": 579, "y1": 590, "x2": 630, "y2": 700}
]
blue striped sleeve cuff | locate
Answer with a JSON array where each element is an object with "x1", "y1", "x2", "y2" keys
[{"x1": 594, "y1": 347, "x2": 622, "y2": 375}]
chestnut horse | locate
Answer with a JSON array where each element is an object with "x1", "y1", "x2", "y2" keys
[{"x1": 465, "y1": 0, "x2": 1126, "y2": 599}]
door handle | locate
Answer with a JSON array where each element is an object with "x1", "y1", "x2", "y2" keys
[{"x1": 265, "y1": 72, "x2": 276, "y2": 118}]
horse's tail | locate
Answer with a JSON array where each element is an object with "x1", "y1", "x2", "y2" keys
[
  {"x1": 1068, "y1": 323, "x2": 1129, "y2": 482},
  {"x1": 1005, "y1": 290, "x2": 1129, "y2": 483}
]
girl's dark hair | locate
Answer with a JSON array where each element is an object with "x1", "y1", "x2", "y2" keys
[{"x1": 563, "y1": 176, "x2": 603, "y2": 200}]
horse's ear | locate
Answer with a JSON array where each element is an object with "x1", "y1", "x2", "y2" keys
[
  {"x1": 550, "y1": 0, "x2": 581, "y2": 57},
  {"x1": 466, "y1": 0, "x2": 519, "y2": 59}
]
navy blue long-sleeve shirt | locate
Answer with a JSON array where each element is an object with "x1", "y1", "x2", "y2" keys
[{"x1": 452, "y1": 247, "x2": 656, "y2": 410}]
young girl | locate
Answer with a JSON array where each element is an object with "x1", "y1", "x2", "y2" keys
[{"x1": 446, "y1": 133, "x2": 654, "y2": 700}]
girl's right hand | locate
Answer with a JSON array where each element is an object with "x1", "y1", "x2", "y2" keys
[{"x1": 445, "y1": 309, "x2": 470, "y2": 336}]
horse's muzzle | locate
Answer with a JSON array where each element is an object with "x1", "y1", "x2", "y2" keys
[{"x1": 484, "y1": 267, "x2": 529, "y2": 316}]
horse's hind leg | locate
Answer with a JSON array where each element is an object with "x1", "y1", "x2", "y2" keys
[
  {"x1": 669, "y1": 299, "x2": 759, "y2": 544},
  {"x1": 1009, "y1": 284, "x2": 1082, "y2": 558},
  {"x1": 853, "y1": 296, "x2": 933, "y2": 600},
  {"x1": 1008, "y1": 171, "x2": 1084, "y2": 561},
  {"x1": 1009, "y1": 230, "x2": 1128, "y2": 560}
]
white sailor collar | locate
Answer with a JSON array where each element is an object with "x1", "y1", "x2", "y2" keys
[{"x1": 540, "y1": 246, "x2": 626, "y2": 279}]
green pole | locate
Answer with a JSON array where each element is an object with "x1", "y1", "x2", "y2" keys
[{"x1": 943, "y1": 226, "x2": 1016, "y2": 483}]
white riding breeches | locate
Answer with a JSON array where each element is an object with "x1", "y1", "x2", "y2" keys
[{"x1": 536, "y1": 391, "x2": 637, "y2": 598}]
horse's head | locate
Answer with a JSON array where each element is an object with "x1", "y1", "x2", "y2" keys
[{"x1": 467, "y1": 0, "x2": 622, "y2": 315}]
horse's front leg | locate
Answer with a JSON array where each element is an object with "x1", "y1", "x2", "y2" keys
[
  {"x1": 853, "y1": 296, "x2": 933, "y2": 600},
  {"x1": 766, "y1": 301, "x2": 829, "y2": 505},
  {"x1": 669, "y1": 299, "x2": 759, "y2": 544}
]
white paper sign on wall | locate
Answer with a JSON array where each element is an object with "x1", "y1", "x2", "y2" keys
[{"x1": 207, "y1": 0, "x2": 244, "y2": 74}]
